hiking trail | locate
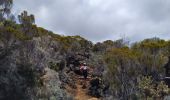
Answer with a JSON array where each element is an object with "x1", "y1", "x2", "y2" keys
[{"x1": 66, "y1": 68, "x2": 100, "y2": 100}]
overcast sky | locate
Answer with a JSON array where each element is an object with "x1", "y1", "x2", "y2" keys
[{"x1": 13, "y1": 0, "x2": 170, "y2": 42}]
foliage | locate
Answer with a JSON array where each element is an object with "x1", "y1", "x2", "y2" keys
[
  {"x1": 93, "y1": 39, "x2": 128, "y2": 53},
  {"x1": 1, "y1": 1, "x2": 170, "y2": 99},
  {"x1": 112, "y1": 39, "x2": 128, "y2": 48},
  {"x1": 49, "y1": 62, "x2": 60, "y2": 72},
  {"x1": 37, "y1": 27, "x2": 50, "y2": 36},
  {"x1": 17, "y1": 62, "x2": 42, "y2": 87},
  {"x1": 132, "y1": 37, "x2": 167, "y2": 55},
  {"x1": 49, "y1": 34, "x2": 92, "y2": 52},
  {"x1": 155, "y1": 81, "x2": 169, "y2": 98},
  {"x1": 0, "y1": 25, "x2": 31, "y2": 41},
  {"x1": 0, "y1": 0, "x2": 13, "y2": 21},
  {"x1": 139, "y1": 76, "x2": 169, "y2": 100},
  {"x1": 131, "y1": 38, "x2": 169, "y2": 77},
  {"x1": 49, "y1": 61, "x2": 65, "y2": 72},
  {"x1": 3, "y1": 19, "x2": 17, "y2": 27},
  {"x1": 93, "y1": 42, "x2": 106, "y2": 52},
  {"x1": 18, "y1": 10, "x2": 36, "y2": 36},
  {"x1": 104, "y1": 47, "x2": 141, "y2": 99},
  {"x1": 18, "y1": 10, "x2": 35, "y2": 25},
  {"x1": 139, "y1": 76, "x2": 155, "y2": 98},
  {"x1": 105, "y1": 47, "x2": 140, "y2": 62},
  {"x1": 104, "y1": 39, "x2": 170, "y2": 99}
]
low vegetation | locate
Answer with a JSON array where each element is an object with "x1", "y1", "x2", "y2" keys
[{"x1": 0, "y1": 0, "x2": 170, "y2": 99}]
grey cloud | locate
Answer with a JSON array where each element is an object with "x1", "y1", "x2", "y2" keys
[{"x1": 13, "y1": 0, "x2": 170, "y2": 42}]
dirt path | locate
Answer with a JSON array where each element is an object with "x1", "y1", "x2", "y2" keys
[
  {"x1": 74, "y1": 76, "x2": 99, "y2": 100},
  {"x1": 65, "y1": 67, "x2": 100, "y2": 100}
]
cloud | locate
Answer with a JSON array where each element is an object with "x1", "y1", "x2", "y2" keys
[{"x1": 13, "y1": 0, "x2": 170, "y2": 42}]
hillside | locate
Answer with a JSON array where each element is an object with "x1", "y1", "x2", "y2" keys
[
  {"x1": 1, "y1": 1, "x2": 170, "y2": 99},
  {"x1": 0, "y1": 20, "x2": 170, "y2": 100},
  {"x1": 0, "y1": 20, "x2": 109, "y2": 100}
]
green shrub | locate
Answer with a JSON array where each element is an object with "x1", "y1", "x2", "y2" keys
[
  {"x1": 49, "y1": 62, "x2": 60, "y2": 72},
  {"x1": 139, "y1": 76, "x2": 169, "y2": 99},
  {"x1": 5, "y1": 26, "x2": 31, "y2": 40},
  {"x1": 17, "y1": 62, "x2": 42, "y2": 87}
]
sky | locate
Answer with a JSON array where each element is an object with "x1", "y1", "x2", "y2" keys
[{"x1": 13, "y1": 0, "x2": 170, "y2": 42}]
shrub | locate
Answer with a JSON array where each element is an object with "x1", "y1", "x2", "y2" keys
[
  {"x1": 17, "y1": 62, "x2": 42, "y2": 87},
  {"x1": 49, "y1": 62, "x2": 60, "y2": 72},
  {"x1": 139, "y1": 76, "x2": 169, "y2": 100}
]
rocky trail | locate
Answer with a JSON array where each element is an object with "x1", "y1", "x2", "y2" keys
[
  {"x1": 65, "y1": 67, "x2": 100, "y2": 100},
  {"x1": 74, "y1": 76, "x2": 99, "y2": 100}
]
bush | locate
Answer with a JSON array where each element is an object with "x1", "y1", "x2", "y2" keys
[
  {"x1": 17, "y1": 62, "x2": 42, "y2": 87},
  {"x1": 49, "y1": 62, "x2": 60, "y2": 72},
  {"x1": 139, "y1": 76, "x2": 169, "y2": 99}
]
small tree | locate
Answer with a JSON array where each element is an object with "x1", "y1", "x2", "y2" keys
[
  {"x1": 18, "y1": 11, "x2": 35, "y2": 25},
  {"x1": 0, "y1": 0, "x2": 13, "y2": 21},
  {"x1": 18, "y1": 11, "x2": 36, "y2": 35}
]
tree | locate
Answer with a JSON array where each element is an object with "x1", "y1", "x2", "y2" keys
[
  {"x1": 18, "y1": 11, "x2": 36, "y2": 35},
  {"x1": 18, "y1": 10, "x2": 35, "y2": 26},
  {"x1": 0, "y1": 0, "x2": 13, "y2": 21}
]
